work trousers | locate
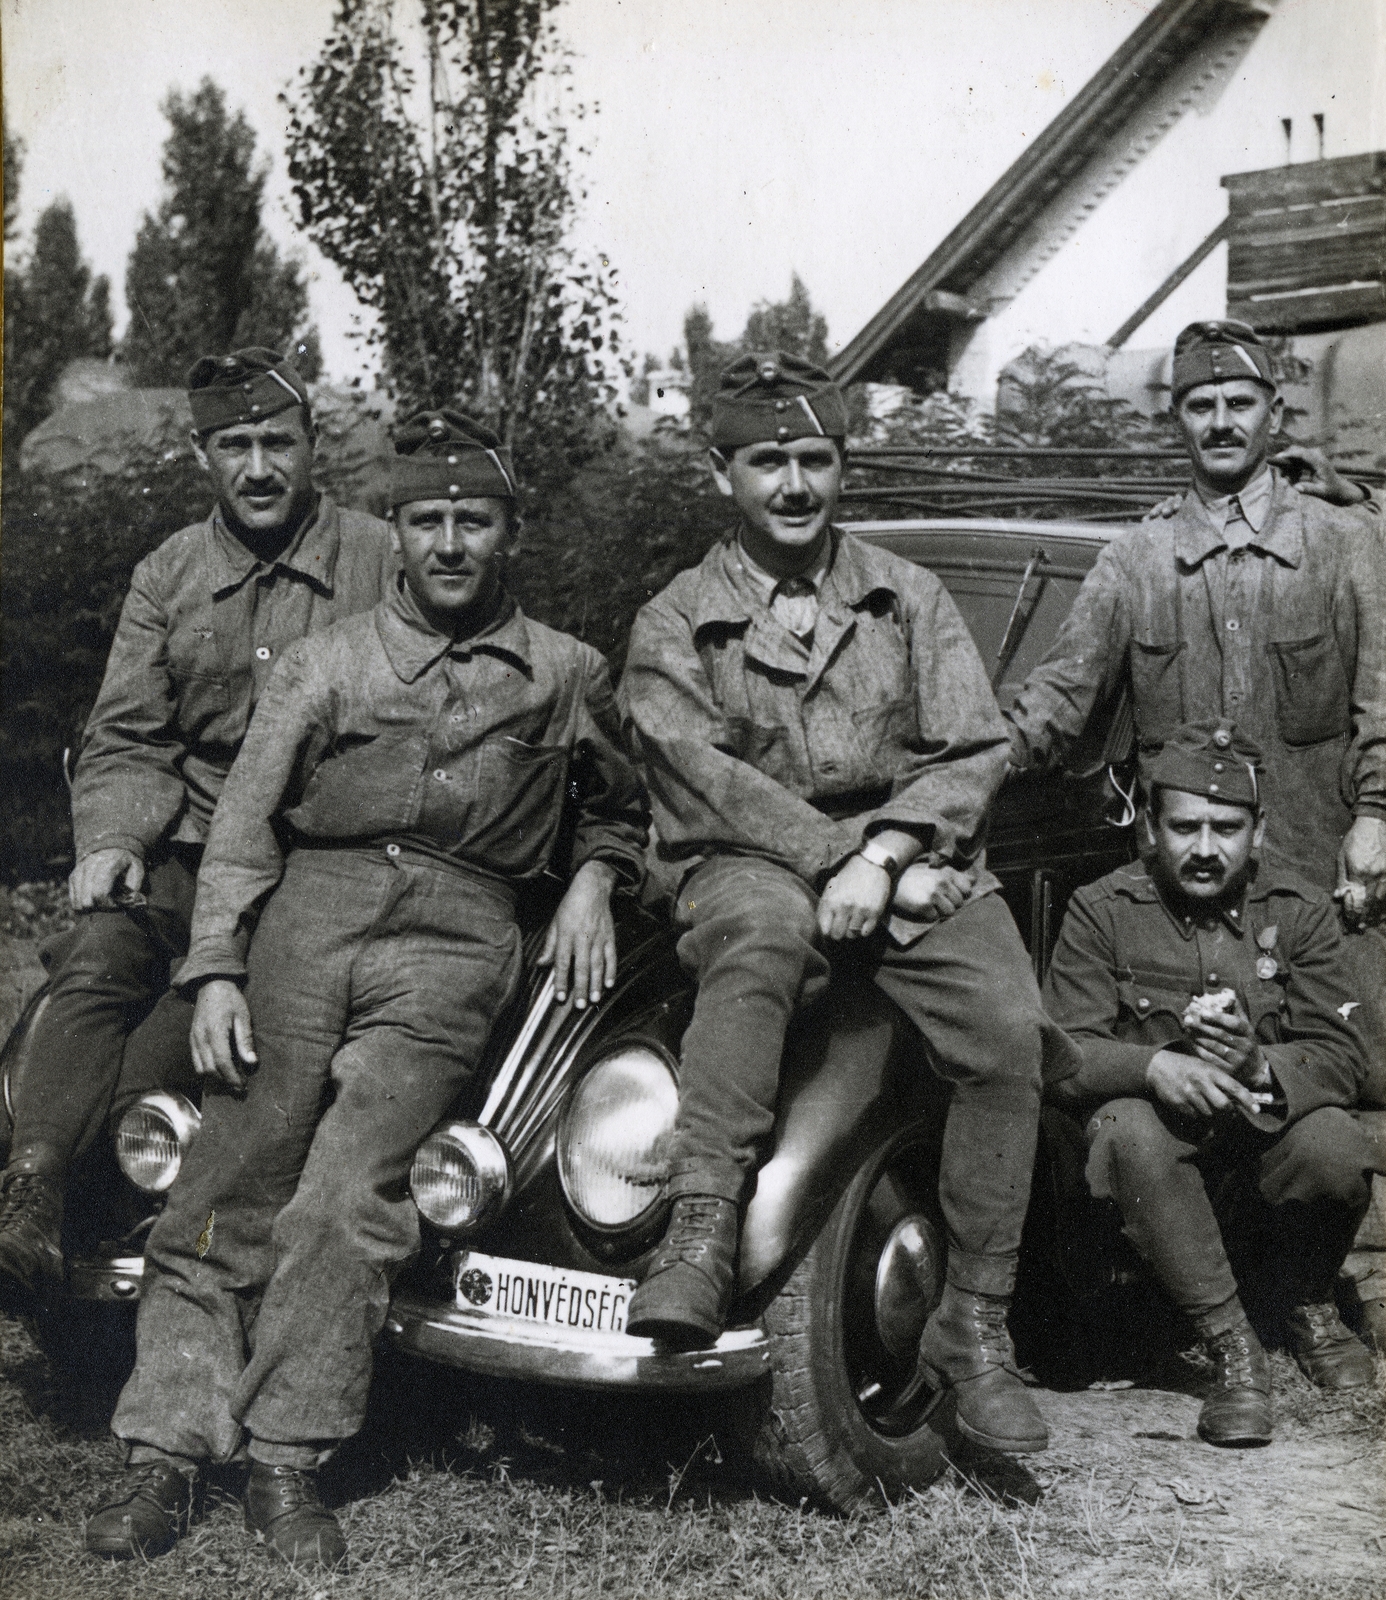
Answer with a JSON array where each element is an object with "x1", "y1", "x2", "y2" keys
[
  {"x1": 1084, "y1": 1097, "x2": 1379, "y2": 1318},
  {"x1": 112, "y1": 846, "x2": 522, "y2": 1465},
  {"x1": 669, "y1": 856, "x2": 1076, "y2": 1297},
  {"x1": 5, "y1": 846, "x2": 199, "y2": 1178}
]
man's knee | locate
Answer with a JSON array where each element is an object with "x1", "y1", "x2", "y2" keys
[
  {"x1": 1260, "y1": 1107, "x2": 1376, "y2": 1210},
  {"x1": 43, "y1": 909, "x2": 163, "y2": 996},
  {"x1": 1085, "y1": 1098, "x2": 1184, "y2": 1200},
  {"x1": 678, "y1": 865, "x2": 819, "y2": 975}
]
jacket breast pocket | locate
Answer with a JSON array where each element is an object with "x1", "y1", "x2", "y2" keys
[
  {"x1": 1128, "y1": 639, "x2": 1184, "y2": 739},
  {"x1": 482, "y1": 737, "x2": 569, "y2": 835},
  {"x1": 1116, "y1": 977, "x2": 1189, "y2": 1042},
  {"x1": 1267, "y1": 634, "x2": 1350, "y2": 747}
]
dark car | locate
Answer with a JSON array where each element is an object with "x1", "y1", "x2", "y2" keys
[{"x1": 1, "y1": 512, "x2": 1140, "y2": 1512}]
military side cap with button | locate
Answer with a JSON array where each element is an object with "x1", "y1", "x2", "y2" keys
[
  {"x1": 389, "y1": 409, "x2": 518, "y2": 508},
  {"x1": 1171, "y1": 320, "x2": 1275, "y2": 401},
  {"x1": 1142, "y1": 720, "x2": 1264, "y2": 807},
  {"x1": 710, "y1": 350, "x2": 849, "y2": 451},
  {"x1": 186, "y1": 347, "x2": 310, "y2": 433}
]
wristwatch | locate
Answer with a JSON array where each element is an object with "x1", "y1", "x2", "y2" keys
[{"x1": 857, "y1": 838, "x2": 903, "y2": 883}]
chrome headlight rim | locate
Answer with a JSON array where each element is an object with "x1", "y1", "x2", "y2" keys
[
  {"x1": 409, "y1": 1120, "x2": 512, "y2": 1237},
  {"x1": 115, "y1": 1090, "x2": 202, "y2": 1194},
  {"x1": 556, "y1": 1036, "x2": 679, "y2": 1239}
]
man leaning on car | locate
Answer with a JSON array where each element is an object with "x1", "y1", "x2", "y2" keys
[
  {"x1": 619, "y1": 351, "x2": 1081, "y2": 1459},
  {"x1": 0, "y1": 349, "x2": 394, "y2": 1300},
  {"x1": 83, "y1": 410, "x2": 648, "y2": 1570}
]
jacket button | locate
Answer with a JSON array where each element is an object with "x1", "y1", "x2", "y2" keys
[
  {"x1": 1138, "y1": 998, "x2": 1150, "y2": 1010},
  {"x1": 434, "y1": 769, "x2": 448, "y2": 780},
  {"x1": 1207, "y1": 972, "x2": 1219, "y2": 986},
  {"x1": 385, "y1": 843, "x2": 401, "y2": 858},
  {"x1": 255, "y1": 646, "x2": 272, "y2": 660}
]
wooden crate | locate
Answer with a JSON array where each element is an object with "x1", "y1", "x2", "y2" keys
[{"x1": 1222, "y1": 152, "x2": 1386, "y2": 332}]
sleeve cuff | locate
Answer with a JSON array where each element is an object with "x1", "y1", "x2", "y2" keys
[
  {"x1": 177, "y1": 943, "x2": 248, "y2": 995},
  {"x1": 75, "y1": 834, "x2": 149, "y2": 862},
  {"x1": 1351, "y1": 803, "x2": 1386, "y2": 821}
]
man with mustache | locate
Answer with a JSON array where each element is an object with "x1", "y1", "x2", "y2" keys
[
  {"x1": 1043, "y1": 723, "x2": 1379, "y2": 1445},
  {"x1": 1005, "y1": 321, "x2": 1386, "y2": 1100},
  {"x1": 0, "y1": 350, "x2": 394, "y2": 1299},
  {"x1": 84, "y1": 410, "x2": 647, "y2": 1567},
  {"x1": 620, "y1": 352, "x2": 1081, "y2": 1458}
]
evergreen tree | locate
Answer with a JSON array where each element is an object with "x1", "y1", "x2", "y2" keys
[
  {"x1": 680, "y1": 276, "x2": 830, "y2": 431},
  {"x1": 3, "y1": 198, "x2": 114, "y2": 446},
  {"x1": 123, "y1": 79, "x2": 320, "y2": 386}
]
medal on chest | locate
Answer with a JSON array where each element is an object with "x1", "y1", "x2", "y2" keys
[{"x1": 1255, "y1": 924, "x2": 1278, "y2": 981}]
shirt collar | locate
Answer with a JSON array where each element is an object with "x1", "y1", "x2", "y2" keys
[
  {"x1": 1194, "y1": 463, "x2": 1274, "y2": 534},
  {"x1": 1112, "y1": 860, "x2": 1249, "y2": 938},
  {"x1": 733, "y1": 532, "x2": 832, "y2": 608},
  {"x1": 208, "y1": 493, "x2": 340, "y2": 598},
  {"x1": 1174, "y1": 471, "x2": 1304, "y2": 571},
  {"x1": 691, "y1": 527, "x2": 897, "y2": 636},
  {"x1": 375, "y1": 573, "x2": 532, "y2": 684}
]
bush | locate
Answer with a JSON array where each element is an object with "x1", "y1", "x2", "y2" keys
[{"x1": 0, "y1": 450, "x2": 214, "y2": 880}]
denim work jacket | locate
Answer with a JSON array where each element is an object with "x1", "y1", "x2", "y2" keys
[
  {"x1": 1043, "y1": 860, "x2": 1367, "y2": 1132},
  {"x1": 1006, "y1": 477, "x2": 1386, "y2": 891},
  {"x1": 179, "y1": 580, "x2": 649, "y2": 987},
  {"x1": 71, "y1": 496, "x2": 396, "y2": 862},
  {"x1": 619, "y1": 528, "x2": 1010, "y2": 893}
]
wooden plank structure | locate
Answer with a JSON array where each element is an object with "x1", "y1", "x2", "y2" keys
[{"x1": 1222, "y1": 152, "x2": 1386, "y2": 332}]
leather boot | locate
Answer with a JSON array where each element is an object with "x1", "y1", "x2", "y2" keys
[
  {"x1": 244, "y1": 1462, "x2": 346, "y2": 1569},
  {"x1": 85, "y1": 1460, "x2": 196, "y2": 1558},
  {"x1": 0, "y1": 1171, "x2": 64, "y2": 1295},
  {"x1": 914, "y1": 1282, "x2": 1048, "y2": 1454},
  {"x1": 626, "y1": 1195, "x2": 739, "y2": 1349},
  {"x1": 1286, "y1": 1302, "x2": 1375, "y2": 1390},
  {"x1": 1196, "y1": 1304, "x2": 1272, "y2": 1447}
]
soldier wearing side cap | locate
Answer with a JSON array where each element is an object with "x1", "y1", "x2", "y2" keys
[
  {"x1": 1006, "y1": 320, "x2": 1386, "y2": 1099},
  {"x1": 1043, "y1": 722, "x2": 1381, "y2": 1447},
  {"x1": 0, "y1": 349, "x2": 395, "y2": 1301},
  {"x1": 619, "y1": 351, "x2": 1082, "y2": 1459},
  {"x1": 84, "y1": 411, "x2": 647, "y2": 1568}
]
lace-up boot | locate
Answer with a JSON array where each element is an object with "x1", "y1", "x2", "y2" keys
[
  {"x1": 1286, "y1": 1302, "x2": 1375, "y2": 1390},
  {"x1": 0, "y1": 1171, "x2": 64, "y2": 1295},
  {"x1": 244, "y1": 1463, "x2": 346, "y2": 1569},
  {"x1": 626, "y1": 1195, "x2": 739, "y2": 1349},
  {"x1": 915, "y1": 1282, "x2": 1048, "y2": 1454},
  {"x1": 85, "y1": 1459, "x2": 196, "y2": 1558},
  {"x1": 1196, "y1": 1302, "x2": 1272, "y2": 1446}
]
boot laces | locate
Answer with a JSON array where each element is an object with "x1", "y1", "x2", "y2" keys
[
  {"x1": 265, "y1": 1467, "x2": 321, "y2": 1516},
  {"x1": 0, "y1": 1175, "x2": 55, "y2": 1230},
  {"x1": 1209, "y1": 1326, "x2": 1259, "y2": 1388},
  {"x1": 1295, "y1": 1303, "x2": 1340, "y2": 1342},
  {"x1": 967, "y1": 1297, "x2": 1015, "y2": 1369},
  {"x1": 654, "y1": 1198, "x2": 730, "y2": 1269}
]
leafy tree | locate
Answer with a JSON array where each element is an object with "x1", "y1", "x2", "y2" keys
[
  {"x1": 122, "y1": 79, "x2": 320, "y2": 386},
  {"x1": 4, "y1": 117, "x2": 22, "y2": 242},
  {"x1": 3, "y1": 198, "x2": 115, "y2": 448},
  {"x1": 284, "y1": 0, "x2": 623, "y2": 487},
  {"x1": 678, "y1": 276, "x2": 832, "y2": 431}
]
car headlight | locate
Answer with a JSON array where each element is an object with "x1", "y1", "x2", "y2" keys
[
  {"x1": 116, "y1": 1091, "x2": 202, "y2": 1194},
  {"x1": 410, "y1": 1121, "x2": 510, "y2": 1234},
  {"x1": 557, "y1": 1042, "x2": 678, "y2": 1229}
]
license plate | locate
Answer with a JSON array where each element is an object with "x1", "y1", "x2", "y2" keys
[{"x1": 453, "y1": 1250, "x2": 637, "y2": 1335}]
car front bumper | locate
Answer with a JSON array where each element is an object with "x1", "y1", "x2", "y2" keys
[{"x1": 385, "y1": 1288, "x2": 771, "y2": 1391}]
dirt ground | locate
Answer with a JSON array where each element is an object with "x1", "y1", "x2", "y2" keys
[{"x1": 1, "y1": 933, "x2": 1382, "y2": 1598}]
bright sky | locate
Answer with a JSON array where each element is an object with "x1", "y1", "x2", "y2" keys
[{"x1": 2, "y1": 0, "x2": 1376, "y2": 382}]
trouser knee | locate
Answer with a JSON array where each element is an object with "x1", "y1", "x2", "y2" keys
[
  {"x1": 1259, "y1": 1107, "x2": 1376, "y2": 1211},
  {"x1": 1085, "y1": 1098, "x2": 1186, "y2": 1200}
]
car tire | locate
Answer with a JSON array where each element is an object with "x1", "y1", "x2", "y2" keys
[{"x1": 748, "y1": 1122, "x2": 951, "y2": 1513}]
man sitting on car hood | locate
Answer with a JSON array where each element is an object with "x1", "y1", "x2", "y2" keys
[
  {"x1": 619, "y1": 351, "x2": 1081, "y2": 1458},
  {"x1": 84, "y1": 411, "x2": 648, "y2": 1570},
  {"x1": 1044, "y1": 721, "x2": 1379, "y2": 1446}
]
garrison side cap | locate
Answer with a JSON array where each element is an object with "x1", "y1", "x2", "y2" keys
[
  {"x1": 710, "y1": 350, "x2": 849, "y2": 451},
  {"x1": 186, "y1": 347, "x2": 311, "y2": 433},
  {"x1": 1171, "y1": 320, "x2": 1276, "y2": 402},
  {"x1": 1141, "y1": 719, "x2": 1264, "y2": 808},
  {"x1": 388, "y1": 408, "x2": 518, "y2": 508}
]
